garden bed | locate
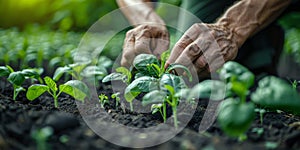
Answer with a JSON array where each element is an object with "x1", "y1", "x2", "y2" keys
[{"x1": 1, "y1": 78, "x2": 300, "y2": 150}]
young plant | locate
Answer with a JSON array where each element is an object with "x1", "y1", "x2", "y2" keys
[
  {"x1": 31, "y1": 126, "x2": 53, "y2": 150},
  {"x1": 141, "y1": 73, "x2": 188, "y2": 128},
  {"x1": 98, "y1": 93, "x2": 109, "y2": 108},
  {"x1": 251, "y1": 76, "x2": 300, "y2": 115},
  {"x1": 255, "y1": 108, "x2": 267, "y2": 125},
  {"x1": 53, "y1": 63, "x2": 107, "y2": 81},
  {"x1": 102, "y1": 67, "x2": 132, "y2": 84},
  {"x1": 26, "y1": 76, "x2": 89, "y2": 108},
  {"x1": 111, "y1": 92, "x2": 121, "y2": 108},
  {"x1": 0, "y1": 65, "x2": 43, "y2": 100}
]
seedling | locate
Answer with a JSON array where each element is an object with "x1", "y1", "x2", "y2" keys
[
  {"x1": 0, "y1": 65, "x2": 43, "y2": 100},
  {"x1": 53, "y1": 63, "x2": 107, "y2": 81},
  {"x1": 26, "y1": 76, "x2": 89, "y2": 108},
  {"x1": 251, "y1": 127, "x2": 264, "y2": 136},
  {"x1": 111, "y1": 92, "x2": 121, "y2": 108},
  {"x1": 31, "y1": 126, "x2": 53, "y2": 150},
  {"x1": 251, "y1": 76, "x2": 300, "y2": 115},
  {"x1": 142, "y1": 73, "x2": 188, "y2": 128},
  {"x1": 103, "y1": 52, "x2": 192, "y2": 115},
  {"x1": 255, "y1": 108, "x2": 267, "y2": 125},
  {"x1": 98, "y1": 93, "x2": 109, "y2": 108}
]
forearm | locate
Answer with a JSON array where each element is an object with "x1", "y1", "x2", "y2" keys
[
  {"x1": 116, "y1": 0, "x2": 165, "y2": 26},
  {"x1": 217, "y1": 0, "x2": 291, "y2": 47}
]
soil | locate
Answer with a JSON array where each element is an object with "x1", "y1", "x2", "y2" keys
[{"x1": 1, "y1": 78, "x2": 300, "y2": 150}]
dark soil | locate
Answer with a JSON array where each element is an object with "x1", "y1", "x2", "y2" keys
[{"x1": 1, "y1": 79, "x2": 300, "y2": 150}]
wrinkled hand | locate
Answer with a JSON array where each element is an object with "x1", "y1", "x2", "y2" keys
[
  {"x1": 121, "y1": 24, "x2": 169, "y2": 67},
  {"x1": 166, "y1": 23, "x2": 240, "y2": 77}
]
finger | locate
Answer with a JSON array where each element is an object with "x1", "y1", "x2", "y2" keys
[
  {"x1": 121, "y1": 31, "x2": 136, "y2": 67},
  {"x1": 174, "y1": 33, "x2": 213, "y2": 67},
  {"x1": 152, "y1": 32, "x2": 170, "y2": 58},
  {"x1": 193, "y1": 55, "x2": 207, "y2": 73},
  {"x1": 166, "y1": 24, "x2": 201, "y2": 67},
  {"x1": 134, "y1": 29, "x2": 152, "y2": 55}
]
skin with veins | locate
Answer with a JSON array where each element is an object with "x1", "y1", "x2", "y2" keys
[{"x1": 117, "y1": 0, "x2": 291, "y2": 76}]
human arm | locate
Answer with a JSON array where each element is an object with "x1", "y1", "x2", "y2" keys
[
  {"x1": 117, "y1": 0, "x2": 169, "y2": 67},
  {"x1": 166, "y1": 0, "x2": 291, "y2": 76}
]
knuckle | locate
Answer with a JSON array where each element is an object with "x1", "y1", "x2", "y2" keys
[
  {"x1": 187, "y1": 43, "x2": 200, "y2": 56},
  {"x1": 175, "y1": 41, "x2": 189, "y2": 49},
  {"x1": 126, "y1": 30, "x2": 134, "y2": 37}
]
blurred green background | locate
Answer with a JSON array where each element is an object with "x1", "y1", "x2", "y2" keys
[
  {"x1": 0, "y1": 0, "x2": 119, "y2": 31},
  {"x1": 0, "y1": 0, "x2": 299, "y2": 76}
]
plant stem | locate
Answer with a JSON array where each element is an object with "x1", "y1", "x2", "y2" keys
[
  {"x1": 54, "y1": 96, "x2": 58, "y2": 108},
  {"x1": 163, "y1": 102, "x2": 167, "y2": 123},
  {"x1": 130, "y1": 102, "x2": 133, "y2": 112},
  {"x1": 12, "y1": 85, "x2": 17, "y2": 101},
  {"x1": 173, "y1": 107, "x2": 178, "y2": 129}
]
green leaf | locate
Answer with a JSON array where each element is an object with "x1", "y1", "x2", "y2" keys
[
  {"x1": 125, "y1": 76, "x2": 159, "y2": 102},
  {"x1": 102, "y1": 72, "x2": 125, "y2": 83},
  {"x1": 160, "y1": 50, "x2": 170, "y2": 65},
  {"x1": 59, "y1": 80, "x2": 89, "y2": 102},
  {"x1": 53, "y1": 66, "x2": 71, "y2": 81},
  {"x1": 188, "y1": 80, "x2": 229, "y2": 101},
  {"x1": 26, "y1": 84, "x2": 49, "y2": 101},
  {"x1": 69, "y1": 63, "x2": 89, "y2": 74},
  {"x1": 217, "y1": 98, "x2": 255, "y2": 137},
  {"x1": 44, "y1": 76, "x2": 57, "y2": 92},
  {"x1": 166, "y1": 64, "x2": 192, "y2": 82},
  {"x1": 151, "y1": 104, "x2": 163, "y2": 114},
  {"x1": 21, "y1": 69, "x2": 40, "y2": 78},
  {"x1": 116, "y1": 67, "x2": 131, "y2": 83},
  {"x1": 133, "y1": 54, "x2": 160, "y2": 77},
  {"x1": 5, "y1": 65, "x2": 14, "y2": 73},
  {"x1": 228, "y1": 81, "x2": 248, "y2": 99},
  {"x1": 7, "y1": 72, "x2": 25, "y2": 86},
  {"x1": 251, "y1": 76, "x2": 300, "y2": 115},
  {"x1": 81, "y1": 66, "x2": 107, "y2": 78},
  {"x1": 219, "y1": 61, "x2": 255, "y2": 88},
  {"x1": 142, "y1": 90, "x2": 166, "y2": 106},
  {"x1": 0, "y1": 66, "x2": 10, "y2": 77},
  {"x1": 159, "y1": 73, "x2": 187, "y2": 93},
  {"x1": 98, "y1": 56, "x2": 113, "y2": 69}
]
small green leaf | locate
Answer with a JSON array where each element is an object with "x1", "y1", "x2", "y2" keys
[
  {"x1": 125, "y1": 76, "x2": 159, "y2": 102},
  {"x1": 26, "y1": 84, "x2": 49, "y2": 101},
  {"x1": 81, "y1": 66, "x2": 107, "y2": 78},
  {"x1": 21, "y1": 69, "x2": 40, "y2": 78},
  {"x1": 251, "y1": 76, "x2": 300, "y2": 115},
  {"x1": 166, "y1": 64, "x2": 193, "y2": 82},
  {"x1": 69, "y1": 63, "x2": 89, "y2": 74},
  {"x1": 116, "y1": 67, "x2": 132, "y2": 83},
  {"x1": 151, "y1": 104, "x2": 163, "y2": 114},
  {"x1": 5, "y1": 65, "x2": 14, "y2": 73},
  {"x1": 219, "y1": 61, "x2": 254, "y2": 88},
  {"x1": 44, "y1": 76, "x2": 57, "y2": 92},
  {"x1": 53, "y1": 66, "x2": 71, "y2": 81},
  {"x1": 217, "y1": 98, "x2": 255, "y2": 137},
  {"x1": 8, "y1": 72, "x2": 25, "y2": 86},
  {"x1": 59, "y1": 80, "x2": 89, "y2": 102},
  {"x1": 0, "y1": 66, "x2": 10, "y2": 77},
  {"x1": 159, "y1": 73, "x2": 187, "y2": 93},
  {"x1": 164, "y1": 84, "x2": 175, "y2": 96},
  {"x1": 133, "y1": 54, "x2": 160, "y2": 77},
  {"x1": 160, "y1": 50, "x2": 170, "y2": 65},
  {"x1": 189, "y1": 80, "x2": 230, "y2": 101},
  {"x1": 102, "y1": 72, "x2": 125, "y2": 83},
  {"x1": 142, "y1": 90, "x2": 166, "y2": 106}
]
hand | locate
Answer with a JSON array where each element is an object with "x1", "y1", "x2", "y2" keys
[
  {"x1": 166, "y1": 23, "x2": 239, "y2": 77},
  {"x1": 121, "y1": 24, "x2": 169, "y2": 67}
]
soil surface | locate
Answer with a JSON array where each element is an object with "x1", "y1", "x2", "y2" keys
[{"x1": 1, "y1": 79, "x2": 300, "y2": 150}]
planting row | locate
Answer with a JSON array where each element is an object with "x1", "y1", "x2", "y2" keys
[{"x1": 1, "y1": 52, "x2": 300, "y2": 141}]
